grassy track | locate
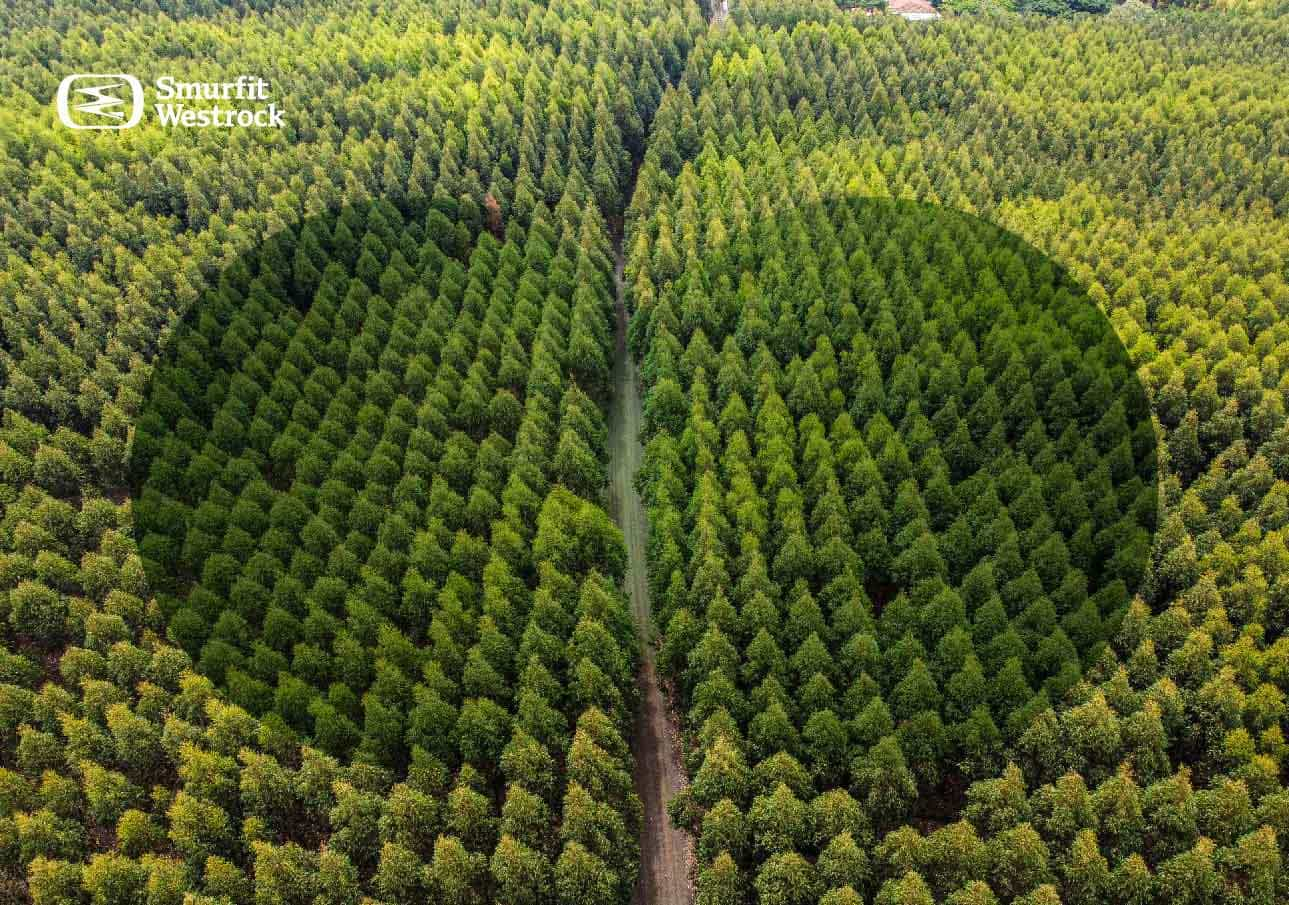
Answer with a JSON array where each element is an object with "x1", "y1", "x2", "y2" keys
[{"x1": 608, "y1": 251, "x2": 696, "y2": 905}]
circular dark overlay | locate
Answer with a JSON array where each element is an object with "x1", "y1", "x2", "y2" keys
[
  {"x1": 131, "y1": 196, "x2": 1157, "y2": 777},
  {"x1": 632, "y1": 195, "x2": 1158, "y2": 785}
]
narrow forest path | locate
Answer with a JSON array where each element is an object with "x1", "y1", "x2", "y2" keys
[{"x1": 608, "y1": 250, "x2": 696, "y2": 905}]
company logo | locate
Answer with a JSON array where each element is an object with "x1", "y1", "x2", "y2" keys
[
  {"x1": 55, "y1": 73, "x2": 284, "y2": 130},
  {"x1": 56, "y1": 74, "x2": 144, "y2": 129}
]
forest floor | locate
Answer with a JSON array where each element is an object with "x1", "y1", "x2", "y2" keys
[{"x1": 609, "y1": 250, "x2": 696, "y2": 905}]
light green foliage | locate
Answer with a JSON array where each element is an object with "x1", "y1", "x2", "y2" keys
[
  {"x1": 0, "y1": 2, "x2": 706, "y2": 902},
  {"x1": 629, "y1": 6, "x2": 1289, "y2": 905},
  {"x1": 0, "y1": 2, "x2": 1287, "y2": 905}
]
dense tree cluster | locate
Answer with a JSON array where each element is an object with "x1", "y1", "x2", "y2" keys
[
  {"x1": 656, "y1": 13, "x2": 1286, "y2": 219},
  {"x1": 1, "y1": 1, "x2": 1288, "y2": 903},
  {"x1": 625, "y1": 9, "x2": 1289, "y2": 905},
  {"x1": 0, "y1": 0, "x2": 699, "y2": 435},
  {"x1": 0, "y1": 0, "x2": 704, "y2": 902},
  {"x1": 733, "y1": 0, "x2": 1281, "y2": 21},
  {"x1": 122, "y1": 192, "x2": 638, "y2": 904}
]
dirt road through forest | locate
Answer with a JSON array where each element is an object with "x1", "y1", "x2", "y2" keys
[{"x1": 608, "y1": 252, "x2": 695, "y2": 905}]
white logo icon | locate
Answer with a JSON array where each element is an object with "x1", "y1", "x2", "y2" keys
[{"x1": 56, "y1": 74, "x2": 144, "y2": 129}]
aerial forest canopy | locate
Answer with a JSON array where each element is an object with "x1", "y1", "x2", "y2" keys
[
  {"x1": 130, "y1": 191, "x2": 643, "y2": 900},
  {"x1": 633, "y1": 190, "x2": 1159, "y2": 789},
  {"x1": 625, "y1": 6, "x2": 1288, "y2": 905},
  {"x1": 632, "y1": 168, "x2": 1164, "y2": 905},
  {"x1": 0, "y1": 1, "x2": 1288, "y2": 905},
  {"x1": 0, "y1": 0, "x2": 704, "y2": 903}
]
